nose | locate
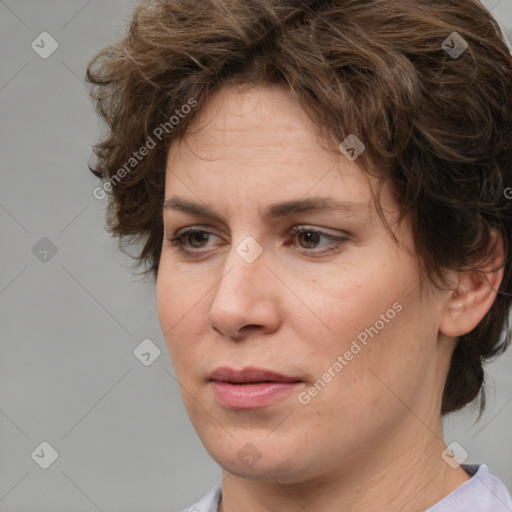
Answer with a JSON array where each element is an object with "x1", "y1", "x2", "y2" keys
[{"x1": 207, "y1": 245, "x2": 281, "y2": 340}]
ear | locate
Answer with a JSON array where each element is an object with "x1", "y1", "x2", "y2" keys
[{"x1": 439, "y1": 233, "x2": 505, "y2": 338}]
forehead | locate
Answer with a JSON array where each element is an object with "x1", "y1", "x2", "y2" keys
[
  {"x1": 182, "y1": 84, "x2": 322, "y2": 151},
  {"x1": 165, "y1": 85, "x2": 373, "y2": 205}
]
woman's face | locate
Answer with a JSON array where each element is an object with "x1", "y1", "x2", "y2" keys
[{"x1": 156, "y1": 85, "x2": 452, "y2": 483}]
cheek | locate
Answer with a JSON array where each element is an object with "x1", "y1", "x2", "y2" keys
[
  {"x1": 157, "y1": 257, "x2": 211, "y2": 320},
  {"x1": 306, "y1": 271, "x2": 394, "y2": 347},
  {"x1": 317, "y1": 294, "x2": 437, "y2": 418},
  {"x1": 301, "y1": 262, "x2": 430, "y2": 393},
  {"x1": 156, "y1": 265, "x2": 208, "y2": 359}
]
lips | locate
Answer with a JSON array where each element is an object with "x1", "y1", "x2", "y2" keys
[
  {"x1": 209, "y1": 366, "x2": 301, "y2": 384},
  {"x1": 208, "y1": 366, "x2": 303, "y2": 409}
]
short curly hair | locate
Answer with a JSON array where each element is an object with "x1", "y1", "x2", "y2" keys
[{"x1": 86, "y1": 0, "x2": 512, "y2": 415}]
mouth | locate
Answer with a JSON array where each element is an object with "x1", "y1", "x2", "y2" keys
[{"x1": 208, "y1": 366, "x2": 304, "y2": 409}]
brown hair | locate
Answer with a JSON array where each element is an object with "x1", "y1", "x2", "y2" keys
[{"x1": 86, "y1": 0, "x2": 512, "y2": 414}]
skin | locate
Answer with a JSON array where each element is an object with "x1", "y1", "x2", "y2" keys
[{"x1": 156, "y1": 84, "x2": 503, "y2": 511}]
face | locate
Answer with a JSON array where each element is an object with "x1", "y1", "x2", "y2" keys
[{"x1": 156, "y1": 85, "x2": 452, "y2": 484}]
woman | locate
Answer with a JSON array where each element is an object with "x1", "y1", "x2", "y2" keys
[{"x1": 86, "y1": 0, "x2": 512, "y2": 510}]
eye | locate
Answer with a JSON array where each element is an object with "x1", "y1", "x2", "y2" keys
[
  {"x1": 289, "y1": 226, "x2": 348, "y2": 253},
  {"x1": 167, "y1": 227, "x2": 220, "y2": 252},
  {"x1": 165, "y1": 225, "x2": 349, "y2": 257}
]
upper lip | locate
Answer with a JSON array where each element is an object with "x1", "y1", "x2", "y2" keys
[{"x1": 209, "y1": 366, "x2": 302, "y2": 384}]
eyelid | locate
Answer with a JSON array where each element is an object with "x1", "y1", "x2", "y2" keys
[
  {"x1": 170, "y1": 224, "x2": 347, "y2": 239},
  {"x1": 173, "y1": 225, "x2": 223, "y2": 241},
  {"x1": 166, "y1": 225, "x2": 224, "y2": 254},
  {"x1": 287, "y1": 225, "x2": 350, "y2": 254},
  {"x1": 166, "y1": 224, "x2": 350, "y2": 257},
  {"x1": 289, "y1": 225, "x2": 349, "y2": 238}
]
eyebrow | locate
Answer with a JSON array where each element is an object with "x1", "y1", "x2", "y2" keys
[{"x1": 162, "y1": 196, "x2": 368, "y2": 223}]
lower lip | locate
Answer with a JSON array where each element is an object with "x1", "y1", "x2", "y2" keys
[{"x1": 210, "y1": 381, "x2": 302, "y2": 409}]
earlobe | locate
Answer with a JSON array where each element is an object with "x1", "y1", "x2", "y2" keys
[{"x1": 439, "y1": 234, "x2": 505, "y2": 338}]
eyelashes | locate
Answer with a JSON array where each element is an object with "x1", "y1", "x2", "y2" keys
[{"x1": 166, "y1": 225, "x2": 349, "y2": 257}]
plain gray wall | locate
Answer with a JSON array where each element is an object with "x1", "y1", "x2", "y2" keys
[{"x1": 0, "y1": 1, "x2": 511, "y2": 510}]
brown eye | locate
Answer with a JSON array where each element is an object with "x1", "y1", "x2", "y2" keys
[
  {"x1": 289, "y1": 226, "x2": 349, "y2": 255},
  {"x1": 297, "y1": 230, "x2": 321, "y2": 249},
  {"x1": 187, "y1": 231, "x2": 210, "y2": 248},
  {"x1": 167, "y1": 227, "x2": 218, "y2": 253}
]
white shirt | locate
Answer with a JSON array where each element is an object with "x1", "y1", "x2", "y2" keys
[{"x1": 181, "y1": 465, "x2": 512, "y2": 512}]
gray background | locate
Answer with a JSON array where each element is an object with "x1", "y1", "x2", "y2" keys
[{"x1": 0, "y1": 1, "x2": 511, "y2": 510}]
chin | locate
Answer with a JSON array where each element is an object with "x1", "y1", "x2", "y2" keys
[{"x1": 205, "y1": 436, "x2": 318, "y2": 484}]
